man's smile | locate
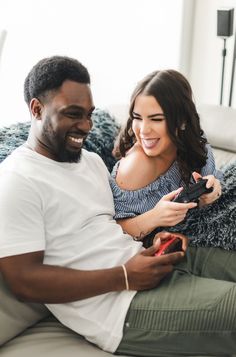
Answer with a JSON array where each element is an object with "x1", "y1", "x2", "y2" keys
[{"x1": 66, "y1": 134, "x2": 86, "y2": 149}]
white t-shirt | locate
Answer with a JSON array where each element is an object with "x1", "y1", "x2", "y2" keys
[{"x1": 0, "y1": 146, "x2": 143, "y2": 352}]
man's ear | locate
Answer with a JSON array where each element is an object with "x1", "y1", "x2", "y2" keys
[{"x1": 30, "y1": 98, "x2": 43, "y2": 119}]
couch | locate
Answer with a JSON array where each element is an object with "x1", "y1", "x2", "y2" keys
[{"x1": 0, "y1": 104, "x2": 236, "y2": 357}]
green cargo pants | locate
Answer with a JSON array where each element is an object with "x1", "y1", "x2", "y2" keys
[{"x1": 116, "y1": 247, "x2": 236, "y2": 356}]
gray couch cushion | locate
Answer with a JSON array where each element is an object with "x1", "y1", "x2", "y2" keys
[
  {"x1": 0, "y1": 274, "x2": 50, "y2": 346},
  {"x1": 212, "y1": 147, "x2": 236, "y2": 169},
  {"x1": 198, "y1": 104, "x2": 236, "y2": 153},
  {"x1": 0, "y1": 316, "x2": 117, "y2": 357}
]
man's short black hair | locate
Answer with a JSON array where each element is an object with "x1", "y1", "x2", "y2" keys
[{"x1": 24, "y1": 56, "x2": 90, "y2": 105}]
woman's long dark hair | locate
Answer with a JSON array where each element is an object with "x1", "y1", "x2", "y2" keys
[{"x1": 113, "y1": 70, "x2": 207, "y2": 185}]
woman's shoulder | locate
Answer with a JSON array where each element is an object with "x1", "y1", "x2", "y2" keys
[{"x1": 115, "y1": 144, "x2": 157, "y2": 190}]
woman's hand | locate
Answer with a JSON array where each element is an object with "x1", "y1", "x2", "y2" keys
[
  {"x1": 153, "y1": 231, "x2": 189, "y2": 252},
  {"x1": 151, "y1": 188, "x2": 197, "y2": 227},
  {"x1": 192, "y1": 172, "x2": 222, "y2": 207}
]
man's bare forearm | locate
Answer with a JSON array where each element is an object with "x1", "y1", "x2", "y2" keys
[
  {"x1": 0, "y1": 252, "x2": 125, "y2": 303},
  {"x1": 0, "y1": 246, "x2": 185, "y2": 304}
]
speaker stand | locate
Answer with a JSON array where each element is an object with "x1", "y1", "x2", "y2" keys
[
  {"x1": 229, "y1": 32, "x2": 236, "y2": 106},
  {"x1": 220, "y1": 38, "x2": 227, "y2": 105}
]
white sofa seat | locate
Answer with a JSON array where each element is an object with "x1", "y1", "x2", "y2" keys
[{"x1": 198, "y1": 104, "x2": 236, "y2": 168}]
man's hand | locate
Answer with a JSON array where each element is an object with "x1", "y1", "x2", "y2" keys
[{"x1": 124, "y1": 243, "x2": 184, "y2": 291}]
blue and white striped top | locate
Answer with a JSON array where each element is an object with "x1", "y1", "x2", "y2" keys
[{"x1": 110, "y1": 144, "x2": 222, "y2": 220}]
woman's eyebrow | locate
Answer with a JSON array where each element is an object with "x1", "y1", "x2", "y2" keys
[
  {"x1": 148, "y1": 113, "x2": 165, "y2": 118},
  {"x1": 132, "y1": 111, "x2": 141, "y2": 117},
  {"x1": 132, "y1": 111, "x2": 165, "y2": 118}
]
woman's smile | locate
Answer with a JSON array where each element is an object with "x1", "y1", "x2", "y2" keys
[{"x1": 141, "y1": 138, "x2": 160, "y2": 149}]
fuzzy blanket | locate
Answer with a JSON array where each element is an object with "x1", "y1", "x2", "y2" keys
[
  {"x1": 0, "y1": 109, "x2": 120, "y2": 172},
  {"x1": 164, "y1": 162, "x2": 236, "y2": 250}
]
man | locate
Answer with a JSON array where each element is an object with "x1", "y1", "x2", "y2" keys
[{"x1": 0, "y1": 56, "x2": 236, "y2": 356}]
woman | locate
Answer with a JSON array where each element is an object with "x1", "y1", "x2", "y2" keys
[{"x1": 110, "y1": 69, "x2": 224, "y2": 245}]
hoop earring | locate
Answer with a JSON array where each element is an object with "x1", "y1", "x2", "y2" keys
[
  {"x1": 128, "y1": 127, "x2": 133, "y2": 136},
  {"x1": 180, "y1": 123, "x2": 186, "y2": 130}
]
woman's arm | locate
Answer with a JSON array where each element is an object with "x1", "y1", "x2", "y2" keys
[
  {"x1": 112, "y1": 145, "x2": 197, "y2": 238},
  {"x1": 118, "y1": 189, "x2": 197, "y2": 239}
]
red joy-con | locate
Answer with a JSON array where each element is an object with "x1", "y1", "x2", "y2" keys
[{"x1": 155, "y1": 237, "x2": 182, "y2": 256}]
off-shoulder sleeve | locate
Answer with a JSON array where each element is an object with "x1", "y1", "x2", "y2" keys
[{"x1": 110, "y1": 160, "x2": 182, "y2": 219}]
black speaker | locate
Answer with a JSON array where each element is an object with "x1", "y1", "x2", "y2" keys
[{"x1": 217, "y1": 8, "x2": 234, "y2": 37}]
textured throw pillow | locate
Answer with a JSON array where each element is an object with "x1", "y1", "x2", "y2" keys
[
  {"x1": 0, "y1": 273, "x2": 50, "y2": 346},
  {"x1": 0, "y1": 108, "x2": 120, "y2": 172}
]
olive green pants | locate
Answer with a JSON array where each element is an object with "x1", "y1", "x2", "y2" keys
[{"x1": 116, "y1": 247, "x2": 236, "y2": 356}]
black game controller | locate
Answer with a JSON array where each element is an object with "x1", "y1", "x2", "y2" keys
[
  {"x1": 142, "y1": 179, "x2": 213, "y2": 248},
  {"x1": 173, "y1": 179, "x2": 213, "y2": 203}
]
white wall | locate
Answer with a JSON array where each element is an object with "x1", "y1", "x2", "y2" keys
[
  {"x1": 1, "y1": 0, "x2": 235, "y2": 126},
  {"x1": 189, "y1": 0, "x2": 236, "y2": 108},
  {"x1": 0, "y1": 0, "x2": 184, "y2": 126}
]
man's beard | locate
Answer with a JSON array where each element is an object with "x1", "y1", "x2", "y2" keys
[
  {"x1": 57, "y1": 144, "x2": 82, "y2": 163},
  {"x1": 42, "y1": 117, "x2": 83, "y2": 163}
]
